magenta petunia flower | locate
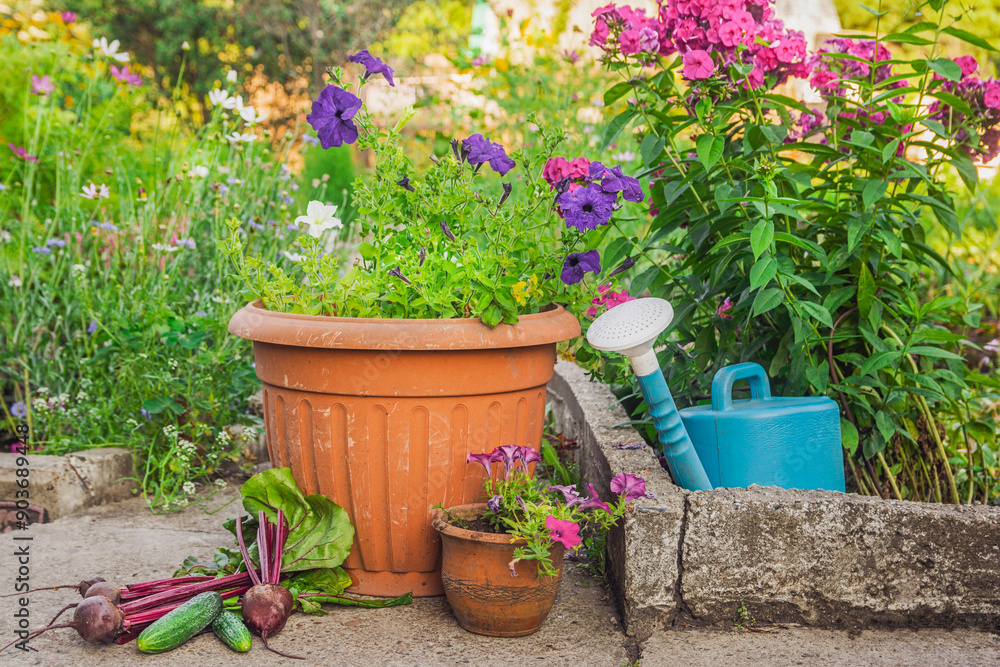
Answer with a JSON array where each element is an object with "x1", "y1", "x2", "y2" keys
[
  {"x1": 548, "y1": 485, "x2": 583, "y2": 506},
  {"x1": 349, "y1": 49, "x2": 395, "y2": 87},
  {"x1": 110, "y1": 64, "x2": 142, "y2": 87},
  {"x1": 31, "y1": 74, "x2": 54, "y2": 96},
  {"x1": 545, "y1": 515, "x2": 582, "y2": 550},
  {"x1": 716, "y1": 296, "x2": 734, "y2": 319},
  {"x1": 560, "y1": 250, "x2": 601, "y2": 285},
  {"x1": 9, "y1": 144, "x2": 38, "y2": 162},
  {"x1": 610, "y1": 472, "x2": 647, "y2": 501},
  {"x1": 682, "y1": 49, "x2": 714, "y2": 80},
  {"x1": 578, "y1": 483, "x2": 611, "y2": 514},
  {"x1": 461, "y1": 134, "x2": 516, "y2": 175},
  {"x1": 518, "y1": 446, "x2": 543, "y2": 466},
  {"x1": 490, "y1": 444, "x2": 522, "y2": 478},
  {"x1": 556, "y1": 183, "x2": 616, "y2": 230},
  {"x1": 307, "y1": 85, "x2": 363, "y2": 149}
]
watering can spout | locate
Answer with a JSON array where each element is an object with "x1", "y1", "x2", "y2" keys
[{"x1": 587, "y1": 298, "x2": 712, "y2": 491}]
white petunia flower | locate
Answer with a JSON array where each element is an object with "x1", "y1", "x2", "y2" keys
[
  {"x1": 282, "y1": 251, "x2": 304, "y2": 262},
  {"x1": 295, "y1": 200, "x2": 342, "y2": 238},
  {"x1": 208, "y1": 88, "x2": 229, "y2": 106},
  {"x1": 92, "y1": 37, "x2": 129, "y2": 62},
  {"x1": 239, "y1": 106, "x2": 268, "y2": 125}
]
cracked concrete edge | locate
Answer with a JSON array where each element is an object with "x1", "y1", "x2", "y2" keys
[
  {"x1": 549, "y1": 361, "x2": 1000, "y2": 633},
  {"x1": 0, "y1": 447, "x2": 138, "y2": 520},
  {"x1": 549, "y1": 360, "x2": 685, "y2": 638}
]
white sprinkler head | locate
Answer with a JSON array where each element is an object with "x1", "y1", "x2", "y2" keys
[{"x1": 587, "y1": 297, "x2": 674, "y2": 377}]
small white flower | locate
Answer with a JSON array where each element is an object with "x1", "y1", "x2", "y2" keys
[
  {"x1": 215, "y1": 479, "x2": 227, "y2": 488},
  {"x1": 226, "y1": 131, "x2": 256, "y2": 144},
  {"x1": 0, "y1": 230, "x2": 11, "y2": 243},
  {"x1": 239, "y1": 106, "x2": 268, "y2": 125},
  {"x1": 151, "y1": 243, "x2": 179, "y2": 253},
  {"x1": 189, "y1": 165, "x2": 209, "y2": 178},
  {"x1": 81, "y1": 182, "x2": 110, "y2": 200},
  {"x1": 283, "y1": 251, "x2": 304, "y2": 263},
  {"x1": 207, "y1": 88, "x2": 229, "y2": 106},
  {"x1": 176, "y1": 499, "x2": 189, "y2": 507},
  {"x1": 295, "y1": 200, "x2": 342, "y2": 238},
  {"x1": 183, "y1": 481, "x2": 196, "y2": 495},
  {"x1": 223, "y1": 94, "x2": 245, "y2": 113},
  {"x1": 181, "y1": 41, "x2": 190, "y2": 51},
  {"x1": 72, "y1": 264, "x2": 86, "y2": 273},
  {"x1": 92, "y1": 37, "x2": 130, "y2": 62},
  {"x1": 8, "y1": 274, "x2": 21, "y2": 288},
  {"x1": 227, "y1": 69, "x2": 238, "y2": 83}
]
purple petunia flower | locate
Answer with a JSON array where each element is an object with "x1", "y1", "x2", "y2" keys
[
  {"x1": 589, "y1": 162, "x2": 644, "y2": 202},
  {"x1": 490, "y1": 444, "x2": 521, "y2": 478},
  {"x1": 548, "y1": 484, "x2": 583, "y2": 506},
  {"x1": 518, "y1": 446, "x2": 542, "y2": 466},
  {"x1": 487, "y1": 494, "x2": 502, "y2": 513},
  {"x1": 461, "y1": 134, "x2": 516, "y2": 176},
  {"x1": 11, "y1": 401, "x2": 26, "y2": 418},
  {"x1": 349, "y1": 49, "x2": 395, "y2": 87},
  {"x1": 467, "y1": 451, "x2": 495, "y2": 476},
  {"x1": 307, "y1": 85, "x2": 363, "y2": 149},
  {"x1": 560, "y1": 250, "x2": 601, "y2": 285},
  {"x1": 610, "y1": 472, "x2": 647, "y2": 501},
  {"x1": 578, "y1": 483, "x2": 612, "y2": 514},
  {"x1": 557, "y1": 183, "x2": 616, "y2": 230},
  {"x1": 87, "y1": 320, "x2": 98, "y2": 334}
]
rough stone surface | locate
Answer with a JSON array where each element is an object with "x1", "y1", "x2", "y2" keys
[
  {"x1": 682, "y1": 485, "x2": 1000, "y2": 628},
  {"x1": 549, "y1": 361, "x2": 685, "y2": 637},
  {"x1": 550, "y1": 361, "x2": 1000, "y2": 633},
  {"x1": 0, "y1": 448, "x2": 138, "y2": 520}
]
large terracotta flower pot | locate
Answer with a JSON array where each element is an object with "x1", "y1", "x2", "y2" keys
[
  {"x1": 431, "y1": 504, "x2": 565, "y2": 637},
  {"x1": 228, "y1": 301, "x2": 580, "y2": 597}
]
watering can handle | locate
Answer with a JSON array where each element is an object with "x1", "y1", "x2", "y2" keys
[{"x1": 711, "y1": 362, "x2": 772, "y2": 412}]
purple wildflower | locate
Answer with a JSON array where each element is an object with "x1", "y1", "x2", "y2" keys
[
  {"x1": 9, "y1": 144, "x2": 38, "y2": 162},
  {"x1": 461, "y1": 134, "x2": 516, "y2": 175},
  {"x1": 557, "y1": 183, "x2": 616, "y2": 230},
  {"x1": 31, "y1": 74, "x2": 54, "y2": 96},
  {"x1": 560, "y1": 250, "x2": 601, "y2": 285},
  {"x1": 32, "y1": 247, "x2": 51, "y2": 255},
  {"x1": 11, "y1": 401, "x2": 26, "y2": 418},
  {"x1": 301, "y1": 134, "x2": 320, "y2": 146},
  {"x1": 282, "y1": 195, "x2": 294, "y2": 205},
  {"x1": 610, "y1": 472, "x2": 647, "y2": 501},
  {"x1": 176, "y1": 238, "x2": 197, "y2": 249},
  {"x1": 46, "y1": 238, "x2": 66, "y2": 248},
  {"x1": 195, "y1": 310, "x2": 208, "y2": 317},
  {"x1": 97, "y1": 222, "x2": 119, "y2": 231},
  {"x1": 110, "y1": 64, "x2": 142, "y2": 87},
  {"x1": 349, "y1": 49, "x2": 395, "y2": 87},
  {"x1": 306, "y1": 85, "x2": 363, "y2": 149},
  {"x1": 612, "y1": 440, "x2": 646, "y2": 450},
  {"x1": 87, "y1": 320, "x2": 98, "y2": 334},
  {"x1": 140, "y1": 409, "x2": 150, "y2": 419}
]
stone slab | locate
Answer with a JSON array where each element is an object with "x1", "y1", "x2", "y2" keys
[
  {"x1": 0, "y1": 448, "x2": 138, "y2": 521},
  {"x1": 682, "y1": 485, "x2": 1000, "y2": 628}
]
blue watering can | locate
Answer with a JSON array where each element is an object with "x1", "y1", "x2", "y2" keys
[{"x1": 679, "y1": 362, "x2": 846, "y2": 492}]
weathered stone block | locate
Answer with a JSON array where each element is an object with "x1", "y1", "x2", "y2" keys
[
  {"x1": 682, "y1": 485, "x2": 1000, "y2": 627},
  {"x1": 0, "y1": 448, "x2": 138, "y2": 520}
]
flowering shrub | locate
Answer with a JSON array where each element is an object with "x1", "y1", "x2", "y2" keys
[
  {"x1": 584, "y1": 0, "x2": 1000, "y2": 504},
  {"x1": 457, "y1": 444, "x2": 646, "y2": 577},
  {"x1": 222, "y1": 54, "x2": 642, "y2": 327}
]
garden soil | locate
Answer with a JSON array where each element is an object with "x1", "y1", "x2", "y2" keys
[{"x1": 1, "y1": 490, "x2": 998, "y2": 666}]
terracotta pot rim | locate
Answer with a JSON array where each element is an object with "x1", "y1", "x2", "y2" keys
[
  {"x1": 228, "y1": 301, "x2": 581, "y2": 350},
  {"x1": 431, "y1": 504, "x2": 529, "y2": 546}
]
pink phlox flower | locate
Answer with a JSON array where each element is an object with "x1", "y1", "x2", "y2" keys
[
  {"x1": 545, "y1": 515, "x2": 582, "y2": 550},
  {"x1": 610, "y1": 472, "x2": 647, "y2": 501},
  {"x1": 716, "y1": 296, "x2": 734, "y2": 319},
  {"x1": 955, "y1": 55, "x2": 978, "y2": 79},
  {"x1": 590, "y1": 18, "x2": 610, "y2": 48},
  {"x1": 9, "y1": 144, "x2": 38, "y2": 162},
  {"x1": 984, "y1": 82, "x2": 1000, "y2": 110},
  {"x1": 31, "y1": 74, "x2": 54, "y2": 96},
  {"x1": 718, "y1": 21, "x2": 741, "y2": 47},
  {"x1": 638, "y1": 27, "x2": 659, "y2": 52},
  {"x1": 682, "y1": 49, "x2": 715, "y2": 80}
]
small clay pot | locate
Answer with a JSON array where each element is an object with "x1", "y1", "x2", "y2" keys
[{"x1": 431, "y1": 504, "x2": 565, "y2": 637}]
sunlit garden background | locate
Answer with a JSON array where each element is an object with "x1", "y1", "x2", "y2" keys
[{"x1": 2, "y1": 0, "x2": 999, "y2": 510}]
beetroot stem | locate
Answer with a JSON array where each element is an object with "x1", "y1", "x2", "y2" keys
[
  {"x1": 258, "y1": 510, "x2": 271, "y2": 585},
  {"x1": 272, "y1": 510, "x2": 286, "y2": 584},
  {"x1": 119, "y1": 571, "x2": 251, "y2": 615},
  {"x1": 236, "y1": 515, "x2": 262, "y2": 587}
]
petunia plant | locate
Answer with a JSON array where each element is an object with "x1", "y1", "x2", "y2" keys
[
  {"x1": 220, "y1": 52, "x2": 644, "y2": 327},
  {"x1": 457, "y1": 444, "x2": 647, "y2": 577}
]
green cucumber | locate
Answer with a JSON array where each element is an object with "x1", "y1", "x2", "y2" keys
[
  {"x1": 211, "y1": 609, "x2": 252, "y2": 652},
  {"x1": 137, "y1": 591, "x2": 223, "y2": 654}
]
